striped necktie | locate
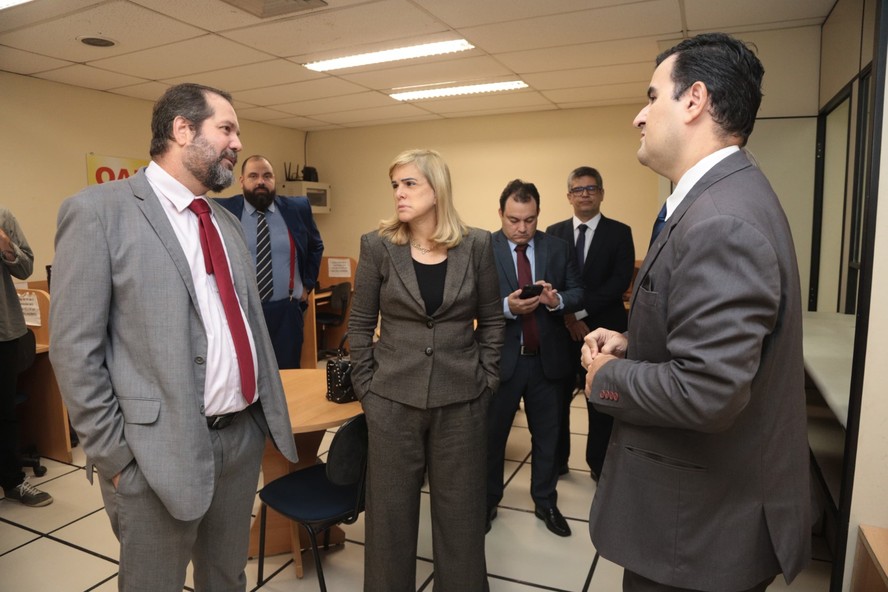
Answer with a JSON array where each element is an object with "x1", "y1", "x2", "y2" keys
[{"x1": 256, "y1": 210, "x2": 273, "y2": 302}]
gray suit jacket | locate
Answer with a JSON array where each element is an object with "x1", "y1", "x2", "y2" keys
[
  {"x1": 49, "y1": 170, "x2": 298, "y2": 521},
  {"x1": 588, "y1": 151, "x2": 811, "y2": 590},
  {"x1": 491, "y1": 230, "x2": 583, "y2": 382},
  {"x1": 348, "y1": 227, "x2": 504, "y2": 408}
]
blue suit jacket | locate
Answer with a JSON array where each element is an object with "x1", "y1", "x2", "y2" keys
[
  {"x1": 492, "y1": 230, "x2": 583, "y2": 383},
  {"x1": 215, "y1": 195, "x2": 324, "y2": 293}
]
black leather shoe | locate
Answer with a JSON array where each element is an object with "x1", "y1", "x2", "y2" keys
[
  {"x1": 535, "y1": 506, "x2": 571, "y2": 537},
  {"x1": 485, "y1": 507, "x2": 497, "y2": 534}
]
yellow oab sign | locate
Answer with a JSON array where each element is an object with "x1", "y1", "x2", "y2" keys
[{"x1": 87, "y1": 153, "x2": 149, "y2": 186}]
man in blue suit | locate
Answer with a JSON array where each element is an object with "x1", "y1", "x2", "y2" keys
[
  {"x1": 216, "y1": 156, "x2": 324, "y2": 368},
  {"x1": 487, "y1": 179, "x2": 583, "y2": 537}
]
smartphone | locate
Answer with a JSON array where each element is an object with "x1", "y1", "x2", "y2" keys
[{"x1": 518, "y1": 284, "x2": 543, "y2": 299}]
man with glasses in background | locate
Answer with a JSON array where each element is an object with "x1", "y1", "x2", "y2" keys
[{"x1": 546, "y1": 168, "x2": 634, "y2": 481}]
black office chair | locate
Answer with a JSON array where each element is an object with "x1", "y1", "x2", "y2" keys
[
  {"x1": 14, "y1": 328, "x2": 46, "y2": 477},
  {"x1": 257, "y1": 413, "x2": 368, "y2": 591},
  {"x1": 316, "y1": 281, "x2": 351, "y2": 359}
]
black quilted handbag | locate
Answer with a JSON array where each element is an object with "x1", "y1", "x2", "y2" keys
[{"x1": 326, "y1": 333, "x2": 356, "y2": 403}]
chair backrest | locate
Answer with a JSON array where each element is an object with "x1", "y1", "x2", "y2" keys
[
  {"x1": 325, "y1": 281, "x2": 352, "y2": 320},
  {"x1": 16, "y1": 328, "x2": 36, "y2": 374},
  {"x1": 326, "y1": 413, "x2": 367, "y2": 487}
]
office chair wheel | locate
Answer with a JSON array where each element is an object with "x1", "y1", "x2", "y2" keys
[{"x1": 32, "y1": 464, "x2": 47, "y2": 477}]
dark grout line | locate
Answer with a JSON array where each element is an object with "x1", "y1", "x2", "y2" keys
[{"x1": 84, "y1": 573, "x2": 118, "y2": 591}]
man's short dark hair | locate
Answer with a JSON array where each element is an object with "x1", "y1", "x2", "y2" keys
[
  {"x1": 150, "y1": 83, "x2": 233, "y2": 157},
  {"x1": 499, "y1": 179, "x2": 540, "y2": 211},
  {"x1": 567, "y1": 166, "x2": 603, "y2": 190},
  {"x1": 657, "y1": 33, "x2": 764, "y2": 143}
]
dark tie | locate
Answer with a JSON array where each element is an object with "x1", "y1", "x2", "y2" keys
[
  {"x1": 514, "y1": 244, "x2": 540, "y2": 352},
  {"x1": 188, "y1": 199, "x2": 256, "y2": 404},
  {"x1": 649, "y1": 203, "x2": 667, "y2": 246},
  {"x1": 575, "y1": 223, "x2": 588, "y2": 269},
  {"x1": 255, "y1": 211, "x2": 273, "y2": 302}
]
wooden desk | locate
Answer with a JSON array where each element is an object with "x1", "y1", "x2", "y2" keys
[
  {"x1": 802, "y1": 311, "x2": 855, "y2": 427},
  {"x1": 248, "y1": 369, "x2": 362, "y2": 577},
  {"x1": 15, "y1": 289, "x2": 73, "y2": 463},
  {"x1": 851, "y1": 525, "x2": 888, "y2": 591}
]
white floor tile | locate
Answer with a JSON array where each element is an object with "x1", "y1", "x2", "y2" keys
[
  {"x1": 52, "y1": 509, "x2": 119, "y2": 561},
  {"x1": 0, "y1": 520, "x2": 39, "y2": 555},
  {"x1": 20, "y1": 457, "x2": 80, "y2": 486},
  {"x1": 0, "y1": 468, "x2": 103, "y2": 533},
  {"x1": 0, "y1": 536, "x2": 117, "y2": 591}
]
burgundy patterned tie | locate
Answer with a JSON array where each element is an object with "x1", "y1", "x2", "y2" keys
[
  {"x1": 515, "y1": 244, "x2": 540, "y2": 351},
  {"x1": 188, "y1": 199, "x2": 256, "y2": 403}
]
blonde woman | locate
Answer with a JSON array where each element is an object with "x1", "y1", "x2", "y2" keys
[{"x1": 349, "y1": 149, "x2": 504, "y2": 591}]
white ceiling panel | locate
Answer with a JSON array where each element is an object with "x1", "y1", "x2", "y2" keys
[
  {"x1": 338, "y1": 55, "x2": 513, "y2": 91},
  {"x1": 34, "y1": 64, "x2": 146, "y2": 90},
  {"x1": 0, "y1": 45, "x2": 71, "y2": 75},
  {"x1": 460, "y1": 0, "x2": 683, "y2": 55},
  {"x1": 496, "y1": 38, "x2": 663, "y2": 74},
  {"x1": 0, "y1": 0, "x2": 836, "y2": 131},
  {"x1": 220, "y1": 0, "x2": 448, "y2": 58},
  {"x1": 89, "y1": 35, "x2": 273, "y2": 79},
  {"x1": 235, "y1": 76, "x2": 367, "y2": 105},
  {"x1": 0, "y1": 0, "x2": 106, "y2": 34},
  {"x1": 272, "y1": 91, "x2": 395, "y2": 116},
  {"x1": 0, "y1": 1, "x2": 204, "y2": 61},
  {"x1": 684, "y1": 0, "x2": 837, "y2": 31},
  {"x1": 522, "y1": 62, "x2": 653, "y2": 92},
  {"x1": 162, "y1": 58, "x2": 322, "y2": 91}
]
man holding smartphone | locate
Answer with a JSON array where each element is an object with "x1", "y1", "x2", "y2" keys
[{"x1": 487, "y1": 179, "x2": 583, "y2": 537}]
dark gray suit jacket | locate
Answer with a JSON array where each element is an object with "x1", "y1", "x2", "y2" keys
[
  {"x1": 492, "y1": 230, "x2": 583, "y2": 382},
  {"x1": 49, "y1": 170, "x2": 298, "y2": 521},
  {"x1": 588, "y1": 151, "x2": 811, "y2": 590},
  {"x1": 545, "y1": 215, "x2": 634, "y2": 333},
  {"x1": 348, "y1": 227, "x2": 504, "y2": 408}
]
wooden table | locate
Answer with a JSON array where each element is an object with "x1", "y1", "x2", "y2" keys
[
  {"x1": 248, "y1": 368, "x2": 362, "y2": 577},
  {"x1": 852, "y1": 525, "x2": 888, "y2": 591}
]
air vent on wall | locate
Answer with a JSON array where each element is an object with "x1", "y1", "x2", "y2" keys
[{"x1": 219, "y1": 0, "x2": 327, "y2": 18}]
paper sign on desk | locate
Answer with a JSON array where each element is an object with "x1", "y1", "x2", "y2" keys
[
  {"x1": 18, "y1": 291, "x2": 42, "y2": 326},
  {"x1": 327, "y1": 258, "x2": 352, "y2": 278}
]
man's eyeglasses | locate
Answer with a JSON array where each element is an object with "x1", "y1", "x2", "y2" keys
[{"x1": 569, "y1": 185, "x2": 601, "y2": 196}]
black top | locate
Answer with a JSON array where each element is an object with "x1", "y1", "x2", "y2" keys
[{"x1": 413, "y1": 258, "x2": 447, "y2": 316}]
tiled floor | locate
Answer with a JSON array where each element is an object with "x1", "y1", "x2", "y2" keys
[{"x1": 1, "y1": 394, "x2": 832, "y2": 591}]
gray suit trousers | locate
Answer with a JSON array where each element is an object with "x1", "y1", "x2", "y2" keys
[{"x1": 98, "y1": 410, "x2": 266, "y2": 592}]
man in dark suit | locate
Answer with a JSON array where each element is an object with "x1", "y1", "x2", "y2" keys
[
  {"x1": 546, "y1": 166, "x2": 634, "y2": 480},
  {"x1": 487, "y1": 179, "x2": 583, "y2": 537},
  {"x1": 216, "y1": 155, "x2": 324, "y2": 369},
  {"x1": 583, "y1": 34, "x2": 811, "y2": 591},
  {"x1": 50, "y1": 83, "x2": 298, "y2": 591}
]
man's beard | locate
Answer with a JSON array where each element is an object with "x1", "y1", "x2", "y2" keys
[
  {"x1": 244, "y1": 186, "x2": 276, "y2": 211},
  {"x1": 184, "y1": 134, "x2": 237, "y2": 193}
]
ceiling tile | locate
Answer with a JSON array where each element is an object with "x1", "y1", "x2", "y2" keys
[
  {"x1": 110, "y1": 80, "x2": 172, "y2": 101},
  {"x1": 33, "y1": 64, "x2": 147, "y2": 90},
  {"x1": 684, "y1": 0, "x2": 836, "y2": 30},
  {"x1": 0, "y1": 0, "x2": 107, "y2": 34},
  {"x1": 0, "y1": 45, "x2": 71, "y2": 74},
  {"x1": 311, "y1": 102, "x2": 431, "y2": 124},
  {"x1": 496, "y1": 38, "x2": 662, "y2": 74},
  {"x1": 338, "y1": 55, "x2": 513, "y2": 91},
  {"x1": 522, "y1": 62, "x2": 653, "y2": 91},
  {"x1": 416, "y1": 90, "x2": 554, "y2": 115},
  {"x1": 272, "y1": 91, "x2": 395, "y2": 116},
  {"x1": 411, "y1": 0, "x2": 626, "y2": 28},
  {"x1": 460, "y1": 0, "x2": 683, "y2": 54},
  {"x1": 542, "y1": 82, "x2": 647, "y2": 105},
  {"x1": 235, "y1": 106, "x2": 295, "y2": 122},
  {"x1": 220, "y1": 0, "x2": 447, "y2": 58},
  {"x1": 234, "y1": 76, "x2": 367, "y2": 105},
  {"x1": 88, "y1": 34, "x2": 273, "y2": 79},
  {"x1": 0, "y1": 0, "x2": 205, "y2": 61},
  {"x1": 162, "y1": 58, "x2": 321, "y2": 91},
  {"x1": 270, "y1": 116, "x2": 342, "y2": 130}
]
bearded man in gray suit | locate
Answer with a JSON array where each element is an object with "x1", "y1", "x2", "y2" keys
[
  {"x1": 50, "y1": 83, "x2": 298, "y2": 592},
  {"x1": 582, "y1": 34, "x2": 811, "y2": 591}
]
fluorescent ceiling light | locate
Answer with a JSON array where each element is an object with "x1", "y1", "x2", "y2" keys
[
  {"x1": 390, "y1": 81, "x2": 529, "y2": 101},
  {"x1": 0, "y1": 0, "x2": 36, "y2": 9},
  {"x1": 304, "y1": 39, "x2": 473, "y2": 72}
]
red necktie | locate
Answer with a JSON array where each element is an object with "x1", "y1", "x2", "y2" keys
[
  {"x1": 188, "y1": 199, "x2": 256, "y2": 404},
  {"x1": 514, "y1": 244, "x2": 540, "y2": 352}
]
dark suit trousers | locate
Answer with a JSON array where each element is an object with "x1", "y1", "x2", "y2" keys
[
  {"x1": 487, "y1": 355, "x2": 560, "y2": 510},
  {"x1": 623, "y1": 569, "x2": 775, "y2": 592},
  {"x1": 362, "y1": 391, "x2": 490, "y2": 592},
  {"x1": 556, "y1": 334, "x2": 613, "y2": 475},
  {"x1": 0, "y1": 338, "x2": 25, "y2": 491},
  {"x1": 261, "y1": 297, "x2": 305, "y2": 369}
]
